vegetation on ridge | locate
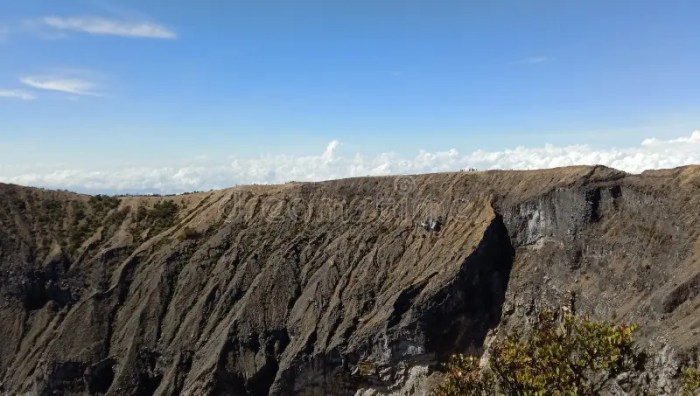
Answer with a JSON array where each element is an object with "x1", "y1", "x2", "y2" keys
[
  {"x1": 133, "y1": 199, "x2": 180, "y2": 238},
  {"x1": 68, "y1": 195, "x2": 122, "y2": 252}
]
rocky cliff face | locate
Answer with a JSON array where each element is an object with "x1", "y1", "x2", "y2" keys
[{"x1": 0, "y1": 166, "x2": 698, "y2": 395}]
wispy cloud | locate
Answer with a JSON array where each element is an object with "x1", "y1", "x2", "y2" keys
[
  {"x1": 0, "y1": 89, "x2": 35, "y2": 100},
  {"x1": 20, "y1": 76, "x2": 99, "y2": 96},
  {"x1": 1, "y1": 131, "x2": 699, "y2": 194},
  {"x1": 514, "y1": 56, "x2": 554, "y2": 65},
  {"x1": 40, "y1": 16, "x2": 176, "y2": 39}
]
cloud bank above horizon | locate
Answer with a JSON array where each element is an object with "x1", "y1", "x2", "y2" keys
[{"x1": 1, "y1": 131, "x2": 699, "y2": 194}]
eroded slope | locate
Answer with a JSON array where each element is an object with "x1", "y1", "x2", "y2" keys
[{"x1": 0, "y1": 166, "x2": 698, "y2": 395}]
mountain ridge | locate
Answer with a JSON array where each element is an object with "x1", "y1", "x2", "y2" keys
[{"x1": 0, "y1": 165, "x2": 698, "y2": 395}]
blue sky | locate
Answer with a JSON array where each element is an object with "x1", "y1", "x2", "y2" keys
[{"x1": 1, "y1": 1, "x2": 700, "y2": 193}]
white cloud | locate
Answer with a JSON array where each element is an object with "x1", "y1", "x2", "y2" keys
[
  {"x1": 0, "y1": 89, "x2": 35, "y2": 100},
  {"x1": 20, "y1": 76, "x2": 99, "y2": 96},
  {"x1": 1, "y1": 132, "x2": 699, "y2": 194},
  {"x1": 514, "y1": 56, "x2": 553, "y2": 65},
  {"x1": 41, "y1": 16, "x2": 176, "y2": 39}
]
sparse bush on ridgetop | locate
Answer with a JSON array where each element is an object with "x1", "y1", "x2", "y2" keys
[
  {"x1": 67, "y1": 195, "x2": 123, "y2": 252},
  {"x1": 86, "y1": 195, "x2": 122, "y2": 230},
  {"x1": 133, "y1": 200, "x2": 180, "y2": 237},
  {"x1": 106, "y1": 205, "x2": 130, "y2": 223},
  {"x1": 89, "y1": 194, "x2": 120, "y2": 212}
]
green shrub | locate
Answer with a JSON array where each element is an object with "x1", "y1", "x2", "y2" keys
[
  {"x1": 493, "y1": 310, "x2": 646, "y2": 394},
  {"x1": 356, "y1": 360, "x2": 378, "y2": 377},
  {"x1": 434, "y1": 310, "x2": 648, "y2": 395},
  {"x1": 179, "y1": 226, "x2": 201, "y2": 240},
  {"x1": 148, "y1": 200, "x2": 179, "y2": 232},
  {"x1": 133, "y1": 200, "x2": 180, "y2": 236},
  {"x1": 65, "y1": 195, "x2": 122, "y2": 252},
  {"x1": 89, "y1": 194, "x2": 120, "y2": 212},
  {"x1": 105, "y1": 206, "x2": 130, "y2": 227},
  {"x1": 43, "y1": 199, "x2": 62, "y2": 212},
  {"x1": 682, "y1": 367, "x2": 700, "y2": 396},
  {"x1": 149, "y1": 200, "x2": 179, "y2": 220},
  {"x1": 434, "y1": 355, "x2": 494, "y2": 396}
]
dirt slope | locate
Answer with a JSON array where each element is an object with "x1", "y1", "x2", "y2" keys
[{"x1": 0, "y1": 166, "x2": 698, "y2": 395}]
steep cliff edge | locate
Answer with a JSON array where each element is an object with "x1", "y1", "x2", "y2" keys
[{"x1": 0, "y1": 166, "x2": 698, "y2": 395}]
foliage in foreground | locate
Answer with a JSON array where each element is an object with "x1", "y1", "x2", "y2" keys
[
  {"x1": 432, "y1": 310, "x2": 698, "y2": 395},
  {"x1": 435, "y1": 354, "x2": 495, "y2": 396},
  {"x1": 682, "y1": 367, "x2": 700, "y2": 396}
]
